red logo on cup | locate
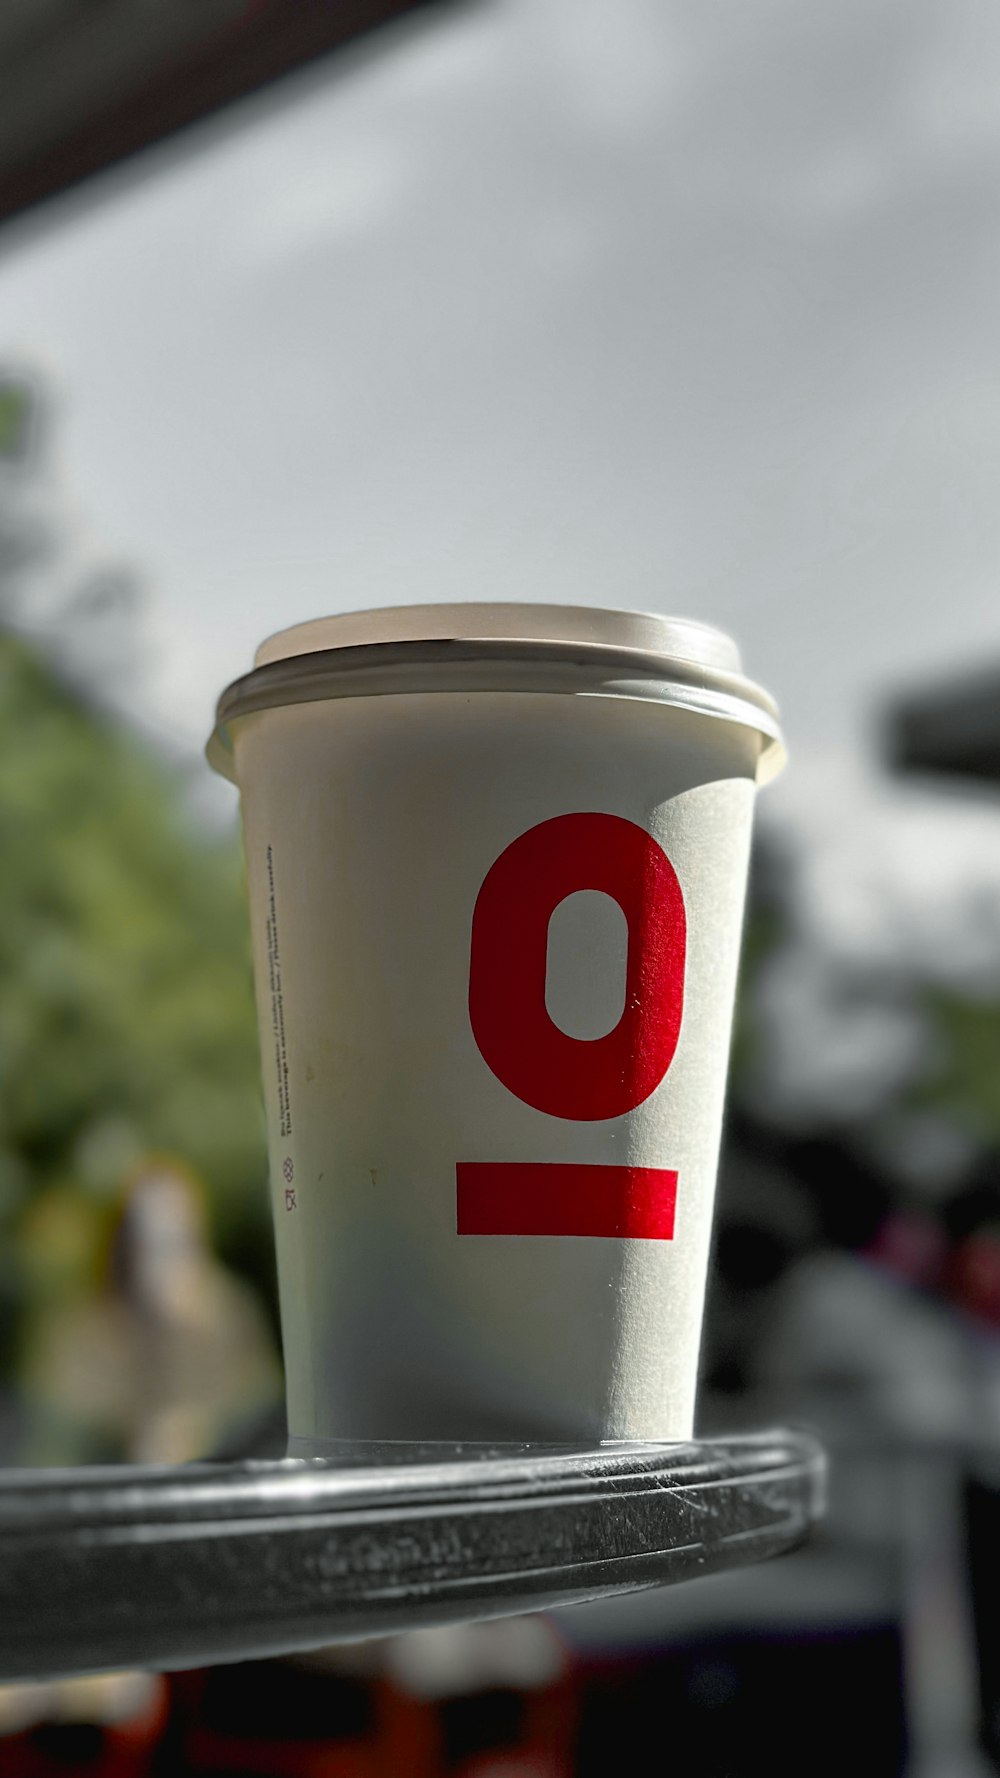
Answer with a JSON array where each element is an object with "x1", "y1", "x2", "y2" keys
[{"x1": 459, "y1": 812, "x2": 685, "y2": 1238}]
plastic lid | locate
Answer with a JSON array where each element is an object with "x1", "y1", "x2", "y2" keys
[
  {"x1": 209, "y1": 603, "x2": 784, "y2": 785},
  {"x1": 255, "y1": 603, "x2": 742, "y2": 675}
]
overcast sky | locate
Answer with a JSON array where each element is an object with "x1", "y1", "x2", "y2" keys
[{"x1": 1, "y1": 0, "x2": 1000, "y2": 857}]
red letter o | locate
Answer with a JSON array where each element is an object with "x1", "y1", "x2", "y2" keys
[{"x1": 468, "y1": 813, "x2": 686, "y2": 1121}]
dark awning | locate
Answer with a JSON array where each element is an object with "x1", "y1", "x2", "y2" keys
[
  {"x1": 888, "y1": 666, "x2": 1000, "y2": 784},
  {"x1": 0, "y1": 0, "x2": 462, "y2": 229}
]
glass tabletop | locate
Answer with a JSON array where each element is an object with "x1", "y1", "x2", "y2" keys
[{"x1": 0, "y1": 1428, "x2": 824, "y2": 1682}]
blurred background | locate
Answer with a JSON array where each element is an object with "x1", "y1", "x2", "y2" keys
[{"x1": 3, "y1": 0, "x2": 1000, "y2": 1772}]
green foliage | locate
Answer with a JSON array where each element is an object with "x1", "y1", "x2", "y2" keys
[
  {"x1": 729, "y1": 839, "x2": 789, "y2": 1096},
  {"x1": 0, "y1": 380, "x2": 31, "y2": 460},
  {"x1": 0, "y1": 633, "x2": 272, "y2": 1365},
  {"x1": 909, "y1": 987, "x2": 1000, "y2": 1146}
]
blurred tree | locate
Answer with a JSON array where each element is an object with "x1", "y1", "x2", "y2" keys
[
  {"x1": 911, "y1": 990, "x2": 1000, "y2": 1148},
  {"x1": 0, "y1": 633, "x2": 274, "y2": 1359},
  {"x1": 0, "y1": 364, "x2": 145, "y2": 708},
  {"x1": 0, "y1": 375, "x2": 36, "y2": 463},
  {"x1": 0, "y1": 367, "x2": 275, "y2": 1443}
]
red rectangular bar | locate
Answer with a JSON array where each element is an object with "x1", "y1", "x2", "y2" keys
[{"x1": 456, "y1": 1162, "x2": 678, "y2": 1239}]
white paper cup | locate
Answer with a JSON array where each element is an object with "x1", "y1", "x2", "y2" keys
[{"x1": 208, "y1": 605, "x2": 785, "y2": 1449}]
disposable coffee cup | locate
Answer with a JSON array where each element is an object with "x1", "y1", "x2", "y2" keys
[{"x1": 208, "y1": 605, "x2": 785, "y2": 1451}]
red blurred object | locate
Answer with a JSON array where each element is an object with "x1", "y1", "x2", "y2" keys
[
  {"x1": 865, "y1": 1209, "x2": 947, "y2": 1290},
  {"x1": 165, "y1": 1642, "x2": 578, "y2": 1777},
  {"x1": 0, "y1": 1673, "x2": 168, "y2": 1778},
  {"x1": 947, "y1": 1230, "x2": 1000, "y2": 1328},
  {"x1": 171, "y1": 1664, "x2": 436, "y2": 1777}
]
